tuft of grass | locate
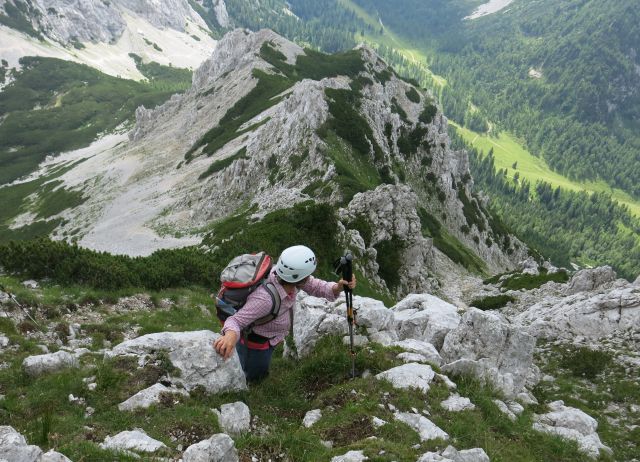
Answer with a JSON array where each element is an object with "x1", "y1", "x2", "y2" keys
[
  {"x1": 559, "y1": 347, "x2": 613, "y2": 380},
  {"x1": 499, "y1": 270, "x2": 569, "y2": 291},
  {"x1": 470, "y1": 294, "x2": 516, "y2": 311},
  {"x1": 198, "y1": 147, "x2": 248, "y2": 180}
]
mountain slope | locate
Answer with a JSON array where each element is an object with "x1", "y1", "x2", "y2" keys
[
  {"x1": 0, "y1": 29, "x2": 528, "y2": 299},
  {"x1": 0, "y1": 0, "x2": 221, "y2": 80}
]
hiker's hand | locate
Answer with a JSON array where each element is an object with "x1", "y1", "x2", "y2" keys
[
  {"x1": 214, "y1": 331, "x2": 238, "y2": 360},
  {"x1": 334, "y1": 274, "x2": 357, "y2": 294}
]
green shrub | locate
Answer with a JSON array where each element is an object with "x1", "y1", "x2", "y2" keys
[
  {"x1": 470, "y1": 294, "x2": 515, "y2": 310},
  {"x1": 560, "y1": 347, "x2": 613, "y2": 379},
  {"x1": 419, "y1": 103, "x2": 437, "y2": 125},
  {"x1": 500, "y1": 270, "x2": 569, "y2": 291},
  {"x1": 199, "y1": 147, "x2": 247, "y2": 180},
  {"x1": 405, "y1": 87, "x2": 421, "y2": 103},
  {"x1": 374, "y1": 236, "x2": 404, "y2": 291}
]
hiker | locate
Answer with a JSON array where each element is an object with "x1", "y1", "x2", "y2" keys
[{"x1": 213, "y1": 245, "x2": 356, "y2": 382}]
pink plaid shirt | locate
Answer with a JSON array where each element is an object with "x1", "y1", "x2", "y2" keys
[{"x1": 221, "y1": 270, "x2": 338, "y2": 346}]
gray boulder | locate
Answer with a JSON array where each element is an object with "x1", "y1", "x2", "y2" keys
[
  {"x1": 182, "y1": 434, "x2": 238, "y2": 462},
  {"x1": 375, "y1": 363, "x2": 435, "y2": 394},
  {"x1": 417, "y1": 446, "x2": 490, "y2": 462},
  {"x1": 393, "y1": 412, "x2": 449, "y2": 442},
  {"x1": 118, "y1": 383, "x2": 189, "y2": 411},
  {"x1": 105, "y1": 330, "x2": 246, "y2": 393},
  {"x1": 303, "y1": 409, "x2": 322, "y2": 428},
  {"x1": 565, "y1": 266, "x2": 617, "y2": 295},
  {"x1": 22, "y1": 351, "x2": 79, "y2": 377},
  {"x1": 0, "y1": 426, "x2": 42, "y2": 462},
  {"x1": 533, "y1": 401, "x2": 611, "y2": 458},
  {"x1": 440, "y1": 394, "x2": 475, "y2": 412},
  {"x1": 40, "y1": 451, "x2": 73, "y2": 462},
  {"x1": 213, "y1": 402, "x2": 251, "y2": 436},
  {"x1": 331, "y1": 450, "x2": 368, "y2": 462},
  {"x1": 100, "y1": 429, "x2": 166, "y2": 453},
  {"x1": 391, "y1": 294, "x2": 461, "y2": 349},
  {"x1": 440, "y1": 308, "x2": 535, "y2": 398},
  {"x1": 519, "y1": 257, "x2": 539, "y2": 275},
  {"x1": 392, "y1": 339, "x2": 443, "y2": 366}
]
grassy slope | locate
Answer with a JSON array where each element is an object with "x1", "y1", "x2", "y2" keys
[
  {"x1": 0, "y1": 274, "x2": 618, "y2": 461},
  {"x1": 451, "y1": 122, "x2": 640, "y2": 217}
]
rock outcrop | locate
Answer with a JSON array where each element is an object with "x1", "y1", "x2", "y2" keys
[
  {"x1": 212, "y1": 402, "x2": 251, "y2": 436},
  {"x1": 533, "y1": 401, "x2": 611, "y2": 458},
  {"x1": 100, "y1": 429, "x2": 167, "y2": 453},
  {"x1": 391, "y1": 294, "x2": 460, "y2": 348},
  {"x1": 440, "y1": 308, "x2": 535, "y2": 397}
]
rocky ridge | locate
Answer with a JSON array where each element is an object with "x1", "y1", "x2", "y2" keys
[{"x1": 14, "y1": 28, "x2": 528, "y2": 298}]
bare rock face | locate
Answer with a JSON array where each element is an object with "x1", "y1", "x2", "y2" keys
[
  {"x1": 440, "y1": 308, "x2": 535, "y2": 398},
  {"x1": 340, "y1": 184, "x2": 437, "y2": 298},
  {"x1": 565, "y1": 266, "x2": 617, "y2": 295},
  {"x1": 100, "y1": 429, "x2": 167, "y2": 453},
  {"x1": 375, "y1": 363, "x2": 436, "y2": 394},
  {"x1": 391, "y1": 294, "x2": 461, "y2": 349},
  {"x1": 514, "y1": 280, "x2": 640, "y2": 341},
  {"x1": 105, "y1": 330, "x2": 246, "y2": 393},
  {"x1": 23, "y1": 0, "x2": 212, "y2": 45}
]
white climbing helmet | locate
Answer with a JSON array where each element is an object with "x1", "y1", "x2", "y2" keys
[{"x1": 275, "y1": 245, "x2": 317, "y2": 283}]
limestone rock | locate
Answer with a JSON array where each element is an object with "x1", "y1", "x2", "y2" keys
[
  {"x1": 0, "y1": 335, "x2": 9, "y2": 348},
  {"x1": 441, "y1": 308, "x2": 534, "y2": 397},
  {"x1": 340, "y1": 185, "x2": 436, "y2": 298},
  {"x1": 368, "y1": 329, "x2": 398, "y2": 346},
  {"x1": 105, "y1": 330, "x2": 246, "y2": 393},
  {"x1": 440, "y1": 394, "x2": 475, "y2": 412},
  {"x1": 100, "y1": 429, "x2": 166, "y2": 453},
  {"x1": 118, "y1": 383, "x2": 189, "y2": 411},
  {"x1": 292, "y1": 295, "x2": 348, "y2": 358},
  {"x1": 393, "y1": 412, "x2": 449, "y2": 441},
  {"x1": 493, "y1": 399, "x2": 517, "y2": 421},
  {"x1": 514, "y1": 283, "x2": 640, "y2": 341},
  {"x1": 303, "y1": 409, "x2": 322, "y2": 428},
  {"x1": 331, "y1": 450, "x2": 368, "y2": 462},
  {"x1": 533, "y1": 401, "x2": 611, "y2": 458},
  {"x1": 40, "y1": 450, "x2": 73, "y2": 462},
  {"x1": 351, "y1": 297, "x2": 394, "y2": 331},
  {"x1": 519, "y1": 257, "x2": 539, "y2": 275},
  {"x1": 22, "y1": 280, "x2": 38, "y2": 289},
  {"x1": 22, "y1": 351, "x2": 79, "y2": 377},
  {"x1": 442, "y1": 446, "x2": 490, "y2": 462},
  {"x1": 375, "y1": 363, "x2": 435, "y2": 394},
  {"x1": 0, "y1": 426, "x2": 42, "y2": 462},
  {"x1": 391, "y1": 294, "x2": 461, "y2": 349},
  {"x1": 182, "y1": 433, "x2": 238, "y2": 462},
  {"x1": 392, "y1": 339, "x2": 443, "y2": 366},
  {"x1": 565, "y1": 266, "x2": 617, "y2": 295},
  {"x1": 213, "y1": 402, "x2": 251, "y2": 436}
]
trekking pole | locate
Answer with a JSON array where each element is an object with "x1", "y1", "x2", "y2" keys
[
  {"x1": 0, "y1": 283, "x2": 43, "y2": 330},
  {"x1": 334, "y1": 252, "x2": 356, "y2": 379}
]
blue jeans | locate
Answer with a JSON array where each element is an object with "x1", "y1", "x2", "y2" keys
[{"x1": 236, "y1": 341, "x2": 274, "y2": 382}]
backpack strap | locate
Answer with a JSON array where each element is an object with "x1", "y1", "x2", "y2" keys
[{"x1": 242, "y1": 281, "x2": 282, "y2": 337}]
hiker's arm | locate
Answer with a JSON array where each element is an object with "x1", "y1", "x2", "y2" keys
[
  {"x1": 220, "y1": 290, "x2": 274, "y2": 338},
  {"x1": 301, "y1": 274, "x2": 356, "y2": 301}
]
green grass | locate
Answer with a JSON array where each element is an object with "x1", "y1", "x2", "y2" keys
[
  {"x1": 199, "y1": 147, "x2": 248, "y2": 180},
  {"x1": 418, "y1": 208, "x2": 487, "y2": 275},
  {"x1": 318, "y1": 131, "x2": 382, "y2": 203},
  {"x1": 495, "y1": 270, "x2": 569, "y2": 291},
  {"x1": 451, "y1": 122, "x2": 640, "y2": 218},
  {"x1": 0, "y1": 277, "x2": 615, "y2": 462},
  {"x1": 469, "y1": 294, "x2": 516, "y2": 311}
]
